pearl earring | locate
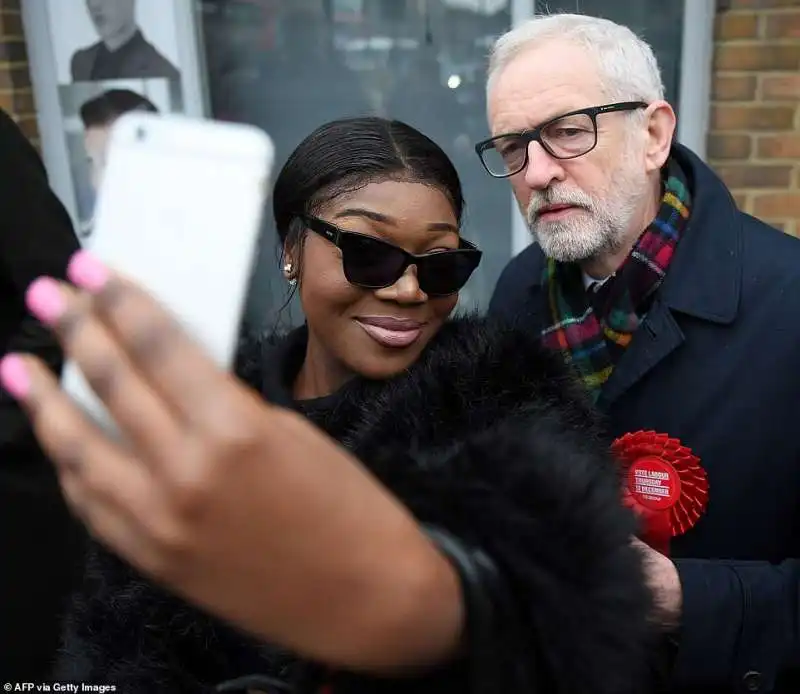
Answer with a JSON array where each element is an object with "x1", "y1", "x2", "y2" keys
[{"x1": 283, "y1": 263, "x2": 297, "y2": 286}]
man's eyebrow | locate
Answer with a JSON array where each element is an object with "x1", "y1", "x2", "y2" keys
[{"x1": 493, "y1": 107, "x2": 583, "y2": 136}]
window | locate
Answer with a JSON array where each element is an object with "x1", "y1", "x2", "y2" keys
[
  {"x1": 540, "y1": 1, "x2": 685, "y2": 105},
  {"x1": 200, "y1": 0, "x2": 514, "y2": 326},
  {"x1": 198, "y1": 0, "x2": 706, "y2": 328}
]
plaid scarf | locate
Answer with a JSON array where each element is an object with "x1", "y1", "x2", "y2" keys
[{"x1": 540, "y1": 158, "x2": 691, "y2": 402}]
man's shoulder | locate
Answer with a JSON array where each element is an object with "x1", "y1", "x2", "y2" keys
[
  {"x1": 681, "y1": 142, "x2": 800, "y2": 292},
  {"x1": 496, "y1": 242, "x2": 546, "y2": 292},
  {"x1": 70, "y1": 42, "x2": 101, "y2": 79},
  {"x1": 706, "y1": 210, "x2": 800, "y2": 344},
  {"x1": 738, "y1": 211, "x2": 800, "y2": 293},
  {"x1": 137, "y1": 38, "x2": 180, "y2": 80},
  {"x1": 488, "y1": 242, "x2": 546, "y2": 319},
  {"x1": 739, "y1": 210, "x2": 800, "y2": 251},
  {"x1": 71, "y1": 42, "x2": 100, "y2": 60}
]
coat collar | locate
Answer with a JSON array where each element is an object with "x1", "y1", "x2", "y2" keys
[{"x1": 657, "y1": 144, "x2": 741, "y2": 324}]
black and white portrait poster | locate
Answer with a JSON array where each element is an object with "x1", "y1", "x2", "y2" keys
[
  {"x1": 50, "y1": 0, "x2": 182, "y2": 84},
  {"x1": 22, "y1": 0, "x2": 208, "y2": 244}
]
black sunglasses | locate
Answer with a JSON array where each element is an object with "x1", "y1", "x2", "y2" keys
[
  {"x1": 475, "y1": 101, "x2": 648, "y2": 178},
  {"x1": 300, "y1": 214, "x2": 482, "y2": 297}
]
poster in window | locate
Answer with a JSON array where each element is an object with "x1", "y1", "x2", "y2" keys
[{"x1": 23, "y1": 0, "x2": 207, "y2": 243}]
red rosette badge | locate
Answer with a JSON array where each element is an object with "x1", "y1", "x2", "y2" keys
[{"x1": 612, "y1": 430, "x2": 709, "y2": 556}]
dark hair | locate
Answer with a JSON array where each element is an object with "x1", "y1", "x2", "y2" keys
[
  {"x1": 272, "y1": 117, "x2": 465, "y2": 250},
  {"x1": 79, "y1": 89, "x2": 159, "y2": 129}
]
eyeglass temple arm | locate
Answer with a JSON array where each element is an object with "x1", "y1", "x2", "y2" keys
[{"x1": 306, "y1": 217, "x2": 340, "y2": 245}]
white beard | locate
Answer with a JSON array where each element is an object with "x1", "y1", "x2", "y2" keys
[{"x1": 525, "y1": 158, "x2": 649, "y2": 263}]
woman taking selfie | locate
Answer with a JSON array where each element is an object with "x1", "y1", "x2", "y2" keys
[{"x1": 4, "y1": 118, "x2": 654, "y2": 693}]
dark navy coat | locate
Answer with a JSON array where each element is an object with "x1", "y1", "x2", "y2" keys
[
  {"x1": 488, "y1": 144, "x2": 800, "y2": 694},
  {"x1": 0, "y1": 107, "x2": 84, "y2": 679}
]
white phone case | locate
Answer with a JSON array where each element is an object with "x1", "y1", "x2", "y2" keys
[{"x1": 61, "y1": 112, "x2": 274, "y2": 431}]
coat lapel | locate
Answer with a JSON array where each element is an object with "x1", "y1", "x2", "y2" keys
[{"x1": 597, "y1": 299, "x2": 684, "y2": 409}]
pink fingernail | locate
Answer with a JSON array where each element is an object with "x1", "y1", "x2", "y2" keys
[
  {"x1": 26, "y1": 277, "x2": 65, "y2": 325},
  {"x1": 0, "y1": 355, "x2": 30, "y2": 399},
  {"x1": 67, "y1": 250, "x2": 108, "y2": 293}
]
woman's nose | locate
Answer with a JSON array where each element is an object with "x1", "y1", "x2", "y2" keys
[{"x1": 374, "y1": 266, "x2": 427, "y2": 304}]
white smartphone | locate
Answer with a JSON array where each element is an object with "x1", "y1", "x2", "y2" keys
[{"x1": 62, "y1": 112, "x2": 274, "y2": 430}]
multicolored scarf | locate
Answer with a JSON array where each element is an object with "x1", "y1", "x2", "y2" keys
[{"x1": 541, "y1": 158, "x2": 692, "y2": 402}]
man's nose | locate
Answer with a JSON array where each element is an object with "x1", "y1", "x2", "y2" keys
[{"x1": 523, "y1": 141, "x2": 566, "y2": 191}]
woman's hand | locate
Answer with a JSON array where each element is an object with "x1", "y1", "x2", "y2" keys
[{"x1": 0, "y1": 250, "x2": 462, "y2": 672}]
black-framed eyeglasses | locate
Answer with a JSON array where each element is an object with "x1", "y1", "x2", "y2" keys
[
  {"x1": 301, "y1": 214, "x2": 482, "y2": 297},
  {"x1": 475, "y1": 101, "x2": 648, "y2": 178}
]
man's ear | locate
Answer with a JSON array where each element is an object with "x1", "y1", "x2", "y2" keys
[{"x1": 643, "y1": 100, "x2": 677, "y2": 173}]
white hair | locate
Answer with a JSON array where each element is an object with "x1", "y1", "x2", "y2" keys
[{"x1": 487, "y1": 13, "x2": 665, "y2": 104}]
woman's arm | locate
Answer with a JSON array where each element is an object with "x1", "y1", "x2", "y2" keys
[{"x1": 203, "y1": 406, "x2": 466, "y2": 674}]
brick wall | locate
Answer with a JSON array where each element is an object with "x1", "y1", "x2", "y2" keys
[
  {"x1": 709, "y1": 0, "x2": 800, "y2": 237},
  {"x1": 0, "y1": 0, "x2": 37, "y2": 144}
]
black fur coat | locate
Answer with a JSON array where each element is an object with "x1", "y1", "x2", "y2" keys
[{"x1": 54, "y1": 315, "x2": 653, "y2": 693}]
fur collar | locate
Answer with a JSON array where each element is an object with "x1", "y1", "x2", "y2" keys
[{"x1": 237, "y1": 313, "x2": 606, "y2": 455}]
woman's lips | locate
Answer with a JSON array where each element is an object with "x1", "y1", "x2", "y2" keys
[{"x1": 355, "y1": 317, "x2": 424, "y2": 348}]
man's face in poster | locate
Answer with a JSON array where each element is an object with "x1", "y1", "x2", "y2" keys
[{"x1": 86, "y1": 0, "x2": 137, "y2": 44}]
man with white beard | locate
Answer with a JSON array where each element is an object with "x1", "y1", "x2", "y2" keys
[{"x1": 481, "y1": 13, "x2": 800, "y2": 694}]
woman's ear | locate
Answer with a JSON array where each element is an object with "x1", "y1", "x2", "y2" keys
[
  {"x1": 282, "y1": 221, "x2": 307, "y2": 285},
  {"x1": 282, "y1": 262, "x2": 297, "y2": 286},
  {"x1": 282, "y1": 242, "x2": 298, "y2": 285}
]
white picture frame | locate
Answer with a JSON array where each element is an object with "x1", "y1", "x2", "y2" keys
[{"x1": 21, "y1": 0, "x2": 209, "y2": 243}]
